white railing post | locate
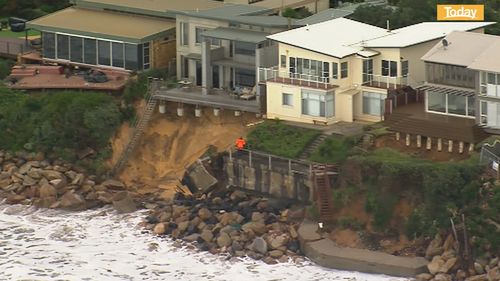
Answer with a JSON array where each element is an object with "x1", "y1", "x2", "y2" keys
[
  {"x1": 268, "y1": 155, "x2": 272, "y2": 170},
  {"x1": 249, "y1": 150, "x2": 252, "y2": 166}
]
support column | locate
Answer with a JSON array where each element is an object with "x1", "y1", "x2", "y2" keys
[
  {"x1": 426, "y1": 137, "x2": 432, "y2": 150},
  {"x1": 255, "y1": 47, "x2": 263, "y2": 107},
  {"x1": 396, "y1": 132, "x2": 400, "y2": 141},
  {"x1": 459, "y1": 141, "x2": 464, "y2": 154},
  {"x1": 405, "y1": 134, "x2": 411, "y2": 146},
  {"x1": 448, "y1": 140, "x2": 453, "y2": 153},
  {"x1": 416, "y1": 135, "x2": 422, "y2": 148},
  {"x1": 437, "y1": 138, "x2": 442, "y2": 152},
  {"x1": 201, "y1": 40, "x2": 212, "y2": 95}
]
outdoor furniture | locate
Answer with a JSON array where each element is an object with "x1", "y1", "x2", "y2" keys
[
  {"x1": 178, "y1": 79, "x2": 192, "y2": 92},
  {"x1": 239, "y1": 86, "x2": 256, "y2": 100}
]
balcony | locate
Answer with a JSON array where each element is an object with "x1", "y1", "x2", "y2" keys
[
  {"x1": 258, "y1": 67, "x2": 337, "y2": 91},
  {"x1": 362, "y1": 74, "x2": 409, "y2": 90}
]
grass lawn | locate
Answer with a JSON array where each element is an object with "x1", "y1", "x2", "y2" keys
[
  {"x1": 309, "y1": 136, "x2": 356, "y2": 164},
  {"x1": 0, "y1": 29, "x2": 40, "y2": 39},
  {"x1": 246, "y1": 120, "x2": 320, "y2": 158}
]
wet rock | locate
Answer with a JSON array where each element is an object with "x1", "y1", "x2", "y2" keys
[
  {"x1": 200, "y1": 229, "x2": 214, "y2": 242},
  {"x1": 158, "y1": 212, "x2": 172, "y2": 222},
  {"x1": 231, "y1": 241, "x2": 243, "y2": 252},
  {"x1": 101, "y1": 179, "x2": 125, "y2": 190},
  {"x1": 251, "y1": 237, "x2": 268, "y2": 255},
  {"x1": 426, "y1": 233, "x2": 444, "y2": 259},
  {"x1": 59, "y1": 191, "x2": 86, "y2": 211},
  {"x1": 39, "y1": 183, "x2": 57, "y2": 199},
  {"x1": 183, "y1": 233, "x2": 200, "y2": 242},
  {"x1": 247, "y1": 251, "x2": 263, "y2": 260},
  {"x1": 177, "y1": 221, "x2": 189, "y2": 234},
  {"x1": 6, "y1": 194, "x2": 26, "y2": 204},
  {"x1": 242, "y1": 222, "x2": 267, "y2": 236},
  {"x1": 428, "y1": 255, "x2": 445, "y2": 275},
  {"x1": 269, "y1": 250, "x2": 284, "y2": 259},
  {"x1": 153, "y1": 223, "x2": 166, "y2": 235},
  {"x1": 216, "y1": 232, "x2": 232, "y2": 248},
  {"x1": 268, "y1": 233, "x2": 289, "y2": 250},
  {"x1": 465, "y1": 274, "x2": 487, "y2": 281},
  {"x1": 263, "y1": 256, "x2": 277, "y2": 265},
  {"x1": 198, "y1": 208, "x2": 212, "y2": 221},
  {"x1": 112, "y1": 191, "x2": 136, "y2": 213},
  {"x1": 416, "y1": 273, "x2": 433, "y2": 281},
  {"x1": 434, "y1": 273, "x2": 452, "y2": 281}
]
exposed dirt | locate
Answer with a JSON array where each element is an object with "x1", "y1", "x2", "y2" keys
[
  {"x1": 108, "y1": 103, "x2": 258, "y2": 200},
  {"x1": 375, "y1": 134, "x2": 471, "y2": 162}
]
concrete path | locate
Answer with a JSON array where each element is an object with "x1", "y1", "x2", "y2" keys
[
  {"x1": 282, "y1": 121, "x2": 366, "y2": 137},
  {"x1": 298, "y1": 219, "x2": 428, "y2": 277}
]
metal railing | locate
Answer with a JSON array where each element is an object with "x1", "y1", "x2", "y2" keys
[
  {"x1": 0, "y1": 40, "x2": 26, "y2": 57},
  {"x1": 258, "y1": 66, "x2": 332, "y2": 89},
  {"x1": 362, "y1": 74, "x2": 409, "y2": 89},
  {"x1": 480, "y1": 142, "x2": 500, "y2": 178}
]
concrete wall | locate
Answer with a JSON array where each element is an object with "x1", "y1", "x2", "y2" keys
[{"x1": 224, "y1": 157, "x2": 313, "y2": 202}]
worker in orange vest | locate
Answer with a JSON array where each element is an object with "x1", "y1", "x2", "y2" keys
[{"x1": 235, "y1": 136, "x2": 246, "y2": 153}]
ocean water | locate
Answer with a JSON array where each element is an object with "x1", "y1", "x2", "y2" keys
[{"x1": 0, "y1": 203, "x2": 410, "y2": 281}]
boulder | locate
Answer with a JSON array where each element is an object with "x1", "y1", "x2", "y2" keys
[
  {"x1": 219, "y1": 212, "x2": 244, "y2": 226},
  {"x1": 251, "y1": 212, "x2": 265, "y2": 223},
  {"x1": 22, "y1": 176, "x2": 37, "y2": 186},
  {"x1": 101, "y1": 179, "x2": 125, "y2": 190},
  {"x1": 263, "y1": 256, "x2": 277, "y2": 265},
  {"x1": 487, "y1": 267, "x2": 499, "y2": 281},
  {"x1": 475, "y1": 262, "x2": 486, "y2": 274},
  {"x1": 200, "y1": 229, "x2": 214, "y2": 242},
  {"x1": 49, "y1": 178, "x2": 67, "y2": 190},
  {"x1": 111, "y1": 191, "x2": 137, "y2": 213},
  {"x1": 242, "y1": 222, "x2": 267, "y2": 236},
  {"x1": 39, "y1": 183, "x2": 57, "y2": 199},
  {"x1": 434, "y1": 273, "x2": 452, "y2": 281},
  {"x1": 6, "y1": 194, "x2": 26, "y2": 204},
  {"x1": 177, "y1": 221, "x2": 189, "y2": 234},
  {"x1": 269, "y1": 250, "x2": 284, "y2": 259},
  {"x1": 36, "y1": 196, "x2": 57, "y2": 208},
  {"x1": 59, "y1": 191, "x2": 86, "y2": 211},
  {"x1": 216, "y1": 232, "x2": 232, "y2": 248},
  {"x1": 41, "y1": 170, "x2": 65, "y2": 181},
  {"x1": 439, "y1": 257, "x2": 457, "y2": 273},
  {"x1": 465, "y1": 275, "x2": 487, "y2": 281},
  {"x1": 198, "y1": 208, "x2": 212, "y2": 221},
  {"x1": 428, "y1": 255, "x2": 445, "y2": 275},
  {"x1": 27, "y1": 169, "x2": 43, "y2": 179},
  {"x1": 251, "y1": 237, "x2": 268, "y2": 255},
  {"x1": 426, "y1": 233, "x2": 444, "y2": 259},
  {"x1": 153, "y1": 223, "x2": 167, "y2": 235},
  {"x1": 268, "y1": 233, "x2": 289, "y2": 250},
  {"x1": 183, "y1": 233, "x2": 200, "y2": 242},
  {"x1": 416, "y1": 273, "x2": 433, "y2": 281}
]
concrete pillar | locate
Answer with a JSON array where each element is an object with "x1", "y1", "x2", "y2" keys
[
  {"x1": 396, "y1": 132, "x2": 400, "y2": 141},
  {"x1": 426, "y1": 137, "x2": 432, "y2": 150},
  {"x1": 416, "y1": 135, "x2": 422, "y2": 148},
  {"x1": 201, "y1": 40, "x2": 212, "y2": 95},
  {"x1": 437, "y1": 138, "x2": 442, "y2": 152},
  {"x1": 405, "y1": 134, "x2": 411, "y2": 146},
  {"x1": 459, "y1": 141, "x2": 464, "y2": 154},
  {"x1": 469, "y1": 143, "x2": 474, "y2": 153},
  {"x1": 448, "y1": 140, "x2": 453, "y2": 153}
]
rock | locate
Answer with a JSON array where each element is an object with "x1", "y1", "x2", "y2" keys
[
  {"x1": 242, "y1": 222, "x2": 267, "y2": 236},
  {"x1": 101, "y1": 179, "x2": 125, "y2": 190},
  {"x1": 289, "y1": 226, "x2": 299, "y2": 240},
  {"x1": 251, "y1": 237, "x2": 268, "y2": 255},
  {"x1": 185, "y1": 161, "x2": 218, "y2": 193},
  {"x1": 212, "y1": 197, "x2": 222, "y2": 205},
  {"x1": 428, "y1": 255, "x2": 445, "y2": 275},
  {"x1": 268, "y1": 233, "x2": 289, "y2": 250},
  {"x1": 439, "y1": 257, "x2": 457, "y2": 274},
  {"x1": 96, "y1": 191, "x2": 113, "y2": 204},
  {"x1": 200, "y1": 229, "x2": 213, "y2": 242},
  {"x1": 50, "y1": 178, "x2": 67, "y2": 190},
  {"x1": 216, "y1": 232, "x2": 232, "y2": 248},
  {"x1": 426, "y1": 233, "x2": 444, "y2": 259},
  {"x1": 247, "y1": 251, "x2": 263, "y2": 260},
  {"x1": 111, "y1": 191, "x2": 136, "y2": 213},
  {"x1": 456, "y1": 269, "x2": 467, "y2": 281},
  {"x1": 475, "y1": 262, "x2": 486, "y2": 274},
  {"x1": 158, "y1": 212, "x2": 172, "y2": 222},
  {"x1": 251, "y1": 212, "x2": 265, "y2": 222},
  {"x1": 434, "y1": 273, "x2": 452, "y2": 281},
  {"x1": 416, "y1": 273, "x2": 433, "y2": 281},
  {"x1": 41, "y1": 170, "x2": 65, "y2": 181},
  {"x1": 487, "y1": 267, "x2": 499, "y2": 281},
  {"x1": 443, "y1": 234, "x2": 456, "y2": 252},
  {"x1": 22, "y1": 175, "x2": 37, "y2": 186},
  {"x1": 59, "y1": 191, "x2": 86, "y2": 211},
  {"x1": 219, "y1": 212, "x2": 244, "y2": 226},
  {"x1": 6, "y1": 194, "x2": 26, "y2": 204},
  {"x1": 172, "y1": 205, "x2": 188, "y2": 218},
  {"x1": 198, "y1": 208, "x2": 212, "y2": 221},
  {"x1": 269, "y1": 250, "x2": 284, "y2": 259},
  {"x1": 230, "y1": 190, "x2": 247, "y2": 202},
  {"x1": 441, "y1": 250, "x2": 456, "y2": 261},
  {"x1": 231, "y1": 241, "x2": 243, "y2": 252},
  {"x1": 153, "y1": 223, "x2": 166, "y2": 235},
  {"x1": 177, "y1": 221, "x2": 189, "y2": 234},
  {"x1": 263, "y1": 256, "x2": 277, "y2": 265},
  {"x1": 183, "y1": 233, "x2": 200, "y2": 242},
  {"x1": 27, "y1": 169, "x2": 43, "y2": 179},
  {"x1": 489, "y1": 258, "x2": 499, "y2": 268},
  {"x1": 36, "y1": 196, "x2": 57, "y2": 208},
  {"x1": 39, "y1": 183, "x2": 57, "y2": 199},
  {"x1": 465, "y1": 275, "x2": 487, "y2": 281}
]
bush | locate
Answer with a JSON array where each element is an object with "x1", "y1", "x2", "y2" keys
[
  {"x1": 309, "y1": 136, "x2": 356, "y2": 163},
  {"x1": 123, "y1": 68, "x2": 171, "y2": 103},
  {"x1": 0, "y1": 58, "x2": 14, "y2": 80}
]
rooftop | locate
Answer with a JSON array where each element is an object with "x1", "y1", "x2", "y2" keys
[
  {"x1": 422, "y1": 31, "x2": 500, "y2": 73},
  {"x1": 297, "y1": 8, "x2": 354, "y2": 25},
  {"x1": 28, "y1": 7, "x2": 175, "y2": 43}
]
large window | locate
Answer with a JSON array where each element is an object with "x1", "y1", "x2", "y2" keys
[
  {"x1": 481, "y1": 100, "x2": 500, "y2": 128},
  {"x1": 426, "y1": 62, "x2": 475, "y2": 88},
  {"x1": 362, "y1": 59, "x2": 373, "y2": 83},
  {"x1": 340, "y1": 62, "x2": 348, "y2": 78},
  {"x1": 195, "y1": 27, "x2": 204, "y2": 44},
  {"x1": 56, "y1": 34, "x2": 69, "y2": 60},
  {"x1": 480, "y1": 71, "x2": 500, "y2": 97},
  {"x1": 362, "y1": 91, "x2": 384, "y2": 116},
  {"x1": 70, "y1": 36, "x2": 83, "y2": 63},
  {"x1": 289, "y1": 57, "x2": 330, "y2": 82},
  {"x1": 402, "y1": 60, "x2": 409, "y2": 77},
  {"x1": 83, "y1": 38, "x2": 97, "y2": 65},
  {"x1": 427, "y1": 91, "x2": 475, "y2": 117},
  {"x1": 98, "y1": 40, "x2": 111, "y2": 66},
  {"x1": 234, "y1": 42, "x2": 255, "y2": 56},
  {"x1": 42, "y1": 32, "x2": 55, "y2": 59},
  {"x1": 143, "y1": 42, "x2": 150, "y2": 70},
  {"x1": 180, "y1": 22, "x2": 189, "y2": 46},
  {"x1": 112, "y1": 42, "x2": 124, "y2": 68},
  {"x1": 382, "y1": 60, "x2": 397, "y2": 77},
  {"x1": 282, "y1": 93, "x2": 293, "y2": 106},
  {"x1": 124, "y1": 43, "x2": 139, "y2": 71},
  {"x1": 301, "y1": 89, "x2": 334, "y2": 117},
  {"x1": 332, "y1": 62, "x2": 338, "y2": 79},
  {"x1": 235, "y1": 68, "x2": 255, "y2": 87}
]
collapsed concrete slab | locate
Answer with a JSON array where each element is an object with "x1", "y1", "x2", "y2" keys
[{"x1": 185, "y1": 160, "x2": 218, "y2": 193}]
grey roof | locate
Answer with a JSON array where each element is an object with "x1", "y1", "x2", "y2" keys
[
  {"x1": 180, "y1": 4, "x2": 300, "y2": 27},
  {"x1": 298, "y1": 8, "x2": 353, "y2": 25},
  {"x1": 202, "y1": 27, "x2": 268, "y2": 43},
  {"x1": 422, "y1": 31, "x2": 500, "y2": 73}
]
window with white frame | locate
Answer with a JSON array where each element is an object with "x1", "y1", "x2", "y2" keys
[
  {"x1": 195, "y1": 27, "x2": 204, "y2": 44},
  {"x1": 180, "y1": 22, "x2": 189, "y2": 46},
  {"x1": 426, "y1": 91, "x2": 475, "y2": 117},
  {"x1": 362, "y1": 59, "x2": 373, "y2": 83},
  {"x1": 382, "y1": 60, "x2": 397, "y2": 77},
  {"x1": 301, "y1": 89, "x2": 334, "y2": 117},
  {"x1": 288, "y1": 57, "x2": 330, "y2": 82},
  {"x1": 481, "y1": 100, "x2": 500, "y2": 128},
  {"x1": 340, "y1": 62, "x2": 348, "y2": 78},
  {"x1": 402, "y1": 61, "x2": 409, "y2": 77},
  {"x1": 282, "y1": 93, "x2": 293, "y2": 106},
  {"x1": 362, "y1": 91, "x2": 384, "y2": 116},
  {"x1": 332, "y1": 62, "x2": 338, "y2": 79},
  {"x1": 143, "y1": 42, "x2": 150, "y2": 70},
  {"x1": 480, "y1": 71, "x2": 500, "y2": 97}
]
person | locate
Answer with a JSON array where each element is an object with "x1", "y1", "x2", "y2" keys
[{"x1": 235, "y1": 136, "x2": 246, "y2": 154}]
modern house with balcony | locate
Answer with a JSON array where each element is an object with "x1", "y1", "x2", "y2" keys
[{"x1": 259, "y1": 18, "x2": 492, "y2": 125}]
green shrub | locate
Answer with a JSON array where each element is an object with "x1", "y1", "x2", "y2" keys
[
  {"x1": 0, "y1": 58, "x2": 14, "y2": 80},
  {"x1": 309, "y1": 136, "x2": 356, "y2": 163},
  {"x1": 337, "y1": 216, "x2": 363, "y2": 230},
  {"x1": 123, "y1": 69, "x2": 171, "y2": 103}
]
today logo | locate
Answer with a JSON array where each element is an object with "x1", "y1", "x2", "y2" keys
[{"x1": 437, "y1": 4, "x2": 484, "y2": 21}]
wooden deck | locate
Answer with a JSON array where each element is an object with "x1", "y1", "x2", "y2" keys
[
  {"x1": 384, "y1": 103, "x2": 488, "y2": 143},
  {"x1": 154, "y1": 87, "x2": 260, "y2": 113}
]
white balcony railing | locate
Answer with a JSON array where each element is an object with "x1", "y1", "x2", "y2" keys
[
  {"x1": 258, "y1": 67, "x2": 332, "y2": 90},
  {"x1": 362, "y1": 74, "x2": 409, "y2": 89}
]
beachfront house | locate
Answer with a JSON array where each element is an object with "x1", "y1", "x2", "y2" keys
[{"x1": 258, "y1": 18, "x2": 492, "y2": 125}]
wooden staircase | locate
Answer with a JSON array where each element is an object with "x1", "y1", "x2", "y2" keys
[
  {"x1": 109, "y1": 82, "x2": 159, "y2": 176},
  {"x1": 312, "y1": 165, "x2": 337, "y2": 222}
]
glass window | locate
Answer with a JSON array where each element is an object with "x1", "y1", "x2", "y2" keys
[
  {"x1": 42, "y1": 32, "x2": 55, "y2": 59},
  {"x1": 180, "y1": 22, "x2": 189, "y2": 46},
  {"x1": 402, "y1": 61, "x2": 409, "y2": 77},
  {"x1": 112, "y1": 42, "x2": 124, "y2": 68},
  {"x1": 341, "y1": 62, "x2": 348, "y2": 78},
  {"x1": 362, "y1": 92, "x2": 384, "y2": 116},
  {"x1": 124, "y1": 43, "x2": 138, "y2": 71},
  {"x1": 280, "y1": 55, "x2": 286, "y2": 68},
  {"x1": 447, "y1": 94, "x2": 466, "y2": 115},
  {"x1": 362, "y1": 59, "x2": 373, "y2": 83},
  {"x1": 390, "y1": 61, "x2": 397, "y2": 77},
  {"x1": 234, "y1": 42, "x2": 255, "y2": 56},
  {"x1": 98, "y1": 40, "x2": 111, "y2": 66},
  {"x1": 301, "y1": 89, "x2": 333, "y2": 117},
  {"x1": 143, "y1": 42, "x2": 150, "y2": 70},
  {"x1": 289, "y1": 57, "x2": 296, "y2": 74},
  {"x1": 322, "y1": 62, "x2": 329, "y2": 83},
  {"x1": 69, "y1": 36, "x2": 83, "y2": 63},
  {"x1": 488, "y1": 72, "x2": 496, "y2": 84},
  {"x1": 382, "y1": 60, "x2": 389, "y2": 76},
  {"x1": 467, "y1": 96, "x2": 475, "y2": 116},
  {"x1": 282, "y1": 93, "x2": 293, "y2": 106},
  {"x1": 332, "y1": 62, "x2": 338, "y2": 79},
  {"x1": 83, "y1": 38, "x2": 96, "y2": 65},
  {"x1": 235, "y1": 68, "x2": 255, "y2": 87},
  {"x1": 56, "y1": 34, "x2": 69, "y2": 60},
  {"x1": 195, "y1": 27, "x2": 204, "y2": 44},
  {"x1": 427, "y1": 91, "x2": 446, "y2": 113}
]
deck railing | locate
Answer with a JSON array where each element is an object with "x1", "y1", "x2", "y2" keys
[
  {"x1": 362, "y1": 74, "x2": 409, "y2": 89},
  {"x1": 258, "y1": 66, "x2": 332, "y2": 90}
]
